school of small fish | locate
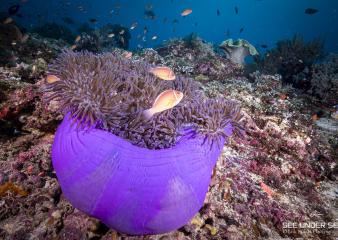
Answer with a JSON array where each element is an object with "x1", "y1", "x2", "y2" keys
[{"x1": 1, "y1": 0, "x2": 322, "y2": 51}]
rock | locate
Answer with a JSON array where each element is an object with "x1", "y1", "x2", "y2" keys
[
  {"x1": 204, "y1": 224, "x2": 218, "y2": 235},
  {"x1": 315, "y1": 117, "x2": 338, "y2": 133},
  {"x1": 190, "y1": 214, "x2": 204, "y2": 228},
  {"x1": 51, "y1": 210, "x2": 62, "y2": 220}
]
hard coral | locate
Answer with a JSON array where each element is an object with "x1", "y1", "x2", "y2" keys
[
  {"x1": 44, "y1": 50, "x2": 242, "y2": 149},
  {"x1": 32, "y1": 23, "x2": 75, "y2": 44},
  {"x1": 219, "y1": 38, "x2": 258, "y2": 65},
  {"x1": 154, "y1": 34, "x2": 242, "y2": 80},
  {"x1": 195, "y1": 57, "x2": 242, "y2": 81},
  {"x1": 255, "y1": 34, "x2": 324, "y2": 87},
  {"x1": 99, "y1": 24, "x2": 131, "y2": 49},
  {"x1": 0, "y1": 23, "x2": 23, "y2": 46},
  {"x1": 307, "y1": 54, "x2": 338, "y2": 105},
  {"x1": 73, "y1": 32, "x2": 99, "y2": 52},
  {"x1": 73, "y1": 24, "x2": 131, "y2": 52}
]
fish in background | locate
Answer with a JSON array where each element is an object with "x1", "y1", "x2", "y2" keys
[
  {"x1": 181, "y1": 9, "x2": 193, "y2": 17},
  {"x1": 144, "y1": 10, "x2": 156, "y2": 20},
  {"x1": 235, "y1": 6, "x2": 239, "y2": 15},
  {"x1": 239, "y1": 27, "x2": 244, "y2": 33},
  {"x1": 226, "y1": 29, "x2": 231, "y2": 37},
  {"x1": 74, "y1": 35, "x2": 81, "y2": 42},
  {"x1": 62, "y1": 17, "x2": 74, "y2": 24},
  {"x1": 114, "y1": 3, "x2": 121, "y2": 9},
  {"x1": 217, "y1": 9, "x2": 221, "y2": 16},
  {"x1": 130, "y1": 22, "x2": 138, "y2": 30},
  {"x1": 8, "y1": 4, "x2": 20, "y2": 15},
  {"x1": 145, "y1": 3, "x2": 153, "y2": 10},
  {"x1": 172, "y1": 19, "x2": 179, "y2": 24},
  {"x1": 261, "y1": 44, "x2": 268, "y2": 48},
  {"x1": 89, "y1": 18, "x2": 98, "y2": 24},
  {"x1": 305, "y1": 8, "x2": 319, "y2": 15},
  {"x1": 78, "y1": 5, "x2": 85, "y2": 12}
]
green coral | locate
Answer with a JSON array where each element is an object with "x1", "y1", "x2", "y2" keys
[
  {"x1": 220, "y1": 39, "x2": 258, "y2": 56},
  {"x1": 220, "y1": 39, "x2": 258, "y2": 65}
]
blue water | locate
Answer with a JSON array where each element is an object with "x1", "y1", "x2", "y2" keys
[{"x1": 1, "y1": 0, "x2": 338, "y2": 52}]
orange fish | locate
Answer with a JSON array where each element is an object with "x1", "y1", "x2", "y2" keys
[
  {"x1": 75, "y1": 35, "x2": 81, "y2": 42},
  {"x1": 46, "y1": 75, "x2": 60, "y2": 84},
  {"x1": 312, "y1": 114, "x2": 319, "y2": 121},
  {"x1": 149, "y1": 66, "x2": 175, "y2": 81},
  {"x1": 181, "y1": 9, "x2": 192, "y2": 16},
  {"x1": 279, "y1": 93, "x2": 287, "y2": 100},
  {"x1": 122, "y1": 51, "x2": 132, "y2": 59},
  {"x1": 143, "y1": 89, "x2": 183, "y2": 119},
  {"x1": 70, "y1": 44, "x2": 77, "y2": 50},
  {"x1": 260, "y1": 181, "x2": 275, "y2": 198}
]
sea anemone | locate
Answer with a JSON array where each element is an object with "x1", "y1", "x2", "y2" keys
[
  {"x1": 45, "y1": 50, "x2": 242, "y2": 149},
  {"x1": 45, "y1": 50, "x2": 243, "y2": 235}
]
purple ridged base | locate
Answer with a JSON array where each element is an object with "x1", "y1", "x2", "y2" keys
[{"x1": 52, "y1": 113, "x2": 233, "y2": 235}]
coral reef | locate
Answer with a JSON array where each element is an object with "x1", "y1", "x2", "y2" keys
[
  {"x1": 0, "y1": 22, "x2": 65, "y2": 68},
  {"x1": 32, "y1": 23, "x2": 75, "y2": 44},
  {"x1": 255, "y1": 34, "x2": 324, "y2": 88},
  {"x1": 151, "y1": 33, "x2": 242, "y2": 80},
  {"x1": 0, "y1": 33, "x2": 336, "y2": 239},
  {"x1": 72, "y1": 32, "x2": 100, "y2": 52},
  {"x1": 306, "y1": 54, "x2": 338, "y2": 106},
  {"x1": 219, "y1": 38, "x2": 258, "y2": 65},
  {"x1": 97, "y1": 24, "x2": 131, "y2": 50},
  {"x1": 255, "y1": 35, "x2": 337, "y2": 106},
  {"x1": 0, "y1": 22, "x2": 26, "y2": 66},
  {"x1": 73, "y1": 24, "x2": 131, "y2": 52},
  {"x1": 0, "y1": 23, "x2": 24, "y2": 46}
]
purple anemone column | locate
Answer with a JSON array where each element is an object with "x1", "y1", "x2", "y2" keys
[{"x1": 52, "y1": 113, "x2": 233, "y2": 235}]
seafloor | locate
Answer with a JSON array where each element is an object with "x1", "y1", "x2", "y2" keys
[{"x1": 0, "y1": 33, "x2": 337, "y2": 240}]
